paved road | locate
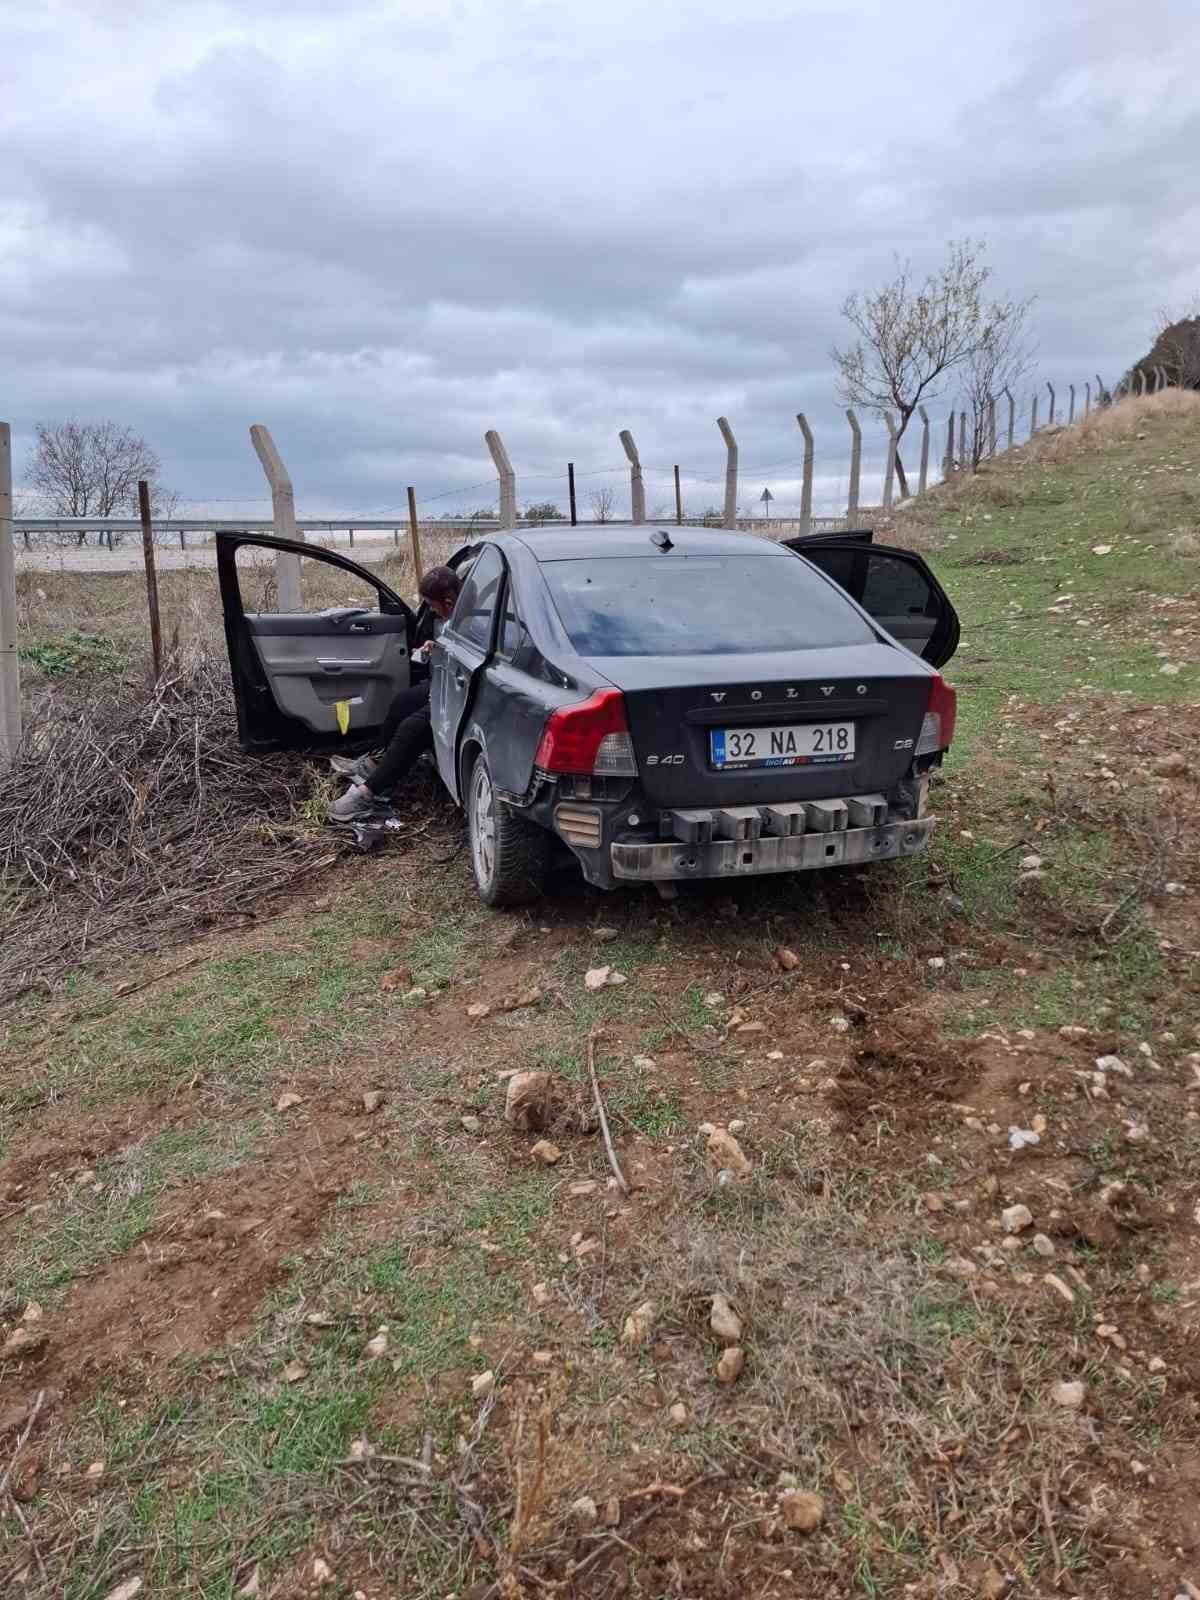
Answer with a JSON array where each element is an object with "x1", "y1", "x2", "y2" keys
[{"x1": 14, "y1": 535, "x2": 404, "y2": 575}]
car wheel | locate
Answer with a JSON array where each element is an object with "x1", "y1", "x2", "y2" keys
[{"x1": 467, "y1": 751, "x2": 548, "y2": 907}]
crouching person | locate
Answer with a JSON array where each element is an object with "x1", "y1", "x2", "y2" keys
[{"x1": 330, "y1": 565, "x2": 461, "y2": 822}]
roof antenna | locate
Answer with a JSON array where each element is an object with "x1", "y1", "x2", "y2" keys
[{"x1": 650, "y1": 528, "x2": 674, "y2": 551}]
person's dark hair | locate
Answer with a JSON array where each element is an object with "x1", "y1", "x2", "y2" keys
[{"x1": 418, "y1": 566, "x2": 461, "y2": 605}]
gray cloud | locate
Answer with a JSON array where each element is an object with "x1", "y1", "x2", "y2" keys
[{"x1": 4, "y1": 0, "x2": 1198, "y2": 518}]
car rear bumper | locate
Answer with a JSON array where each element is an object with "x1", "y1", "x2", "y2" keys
[{"x1": 610, "y1": 816, "x2": 936, "y2": 881}]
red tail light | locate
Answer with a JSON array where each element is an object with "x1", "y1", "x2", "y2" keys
[
  {"x1": 535, "y1": 688, "x2": 638, "y2": 776},
  {"x1": 917, "y1": 673, "x2": 957, "y2": 755}
]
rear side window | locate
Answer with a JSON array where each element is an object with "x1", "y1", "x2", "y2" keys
[
  {"x1": 448, "y1": 546, "x2": 504, "y2": 650},
  {"x1": 541, "y1": 554, "x2": 874, "y2": 657}
]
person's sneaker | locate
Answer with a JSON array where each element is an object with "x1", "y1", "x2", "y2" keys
[
  {"x1": 329, "y1": 753, "x2": 378, "y2": 781},
  {"x1": 329, "y1": 782, "x2": 377, "y2": 822}
]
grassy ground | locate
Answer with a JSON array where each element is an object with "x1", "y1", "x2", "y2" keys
[{"x1": 2, "y1": 393, "x2": 1198, "y2": 1599}]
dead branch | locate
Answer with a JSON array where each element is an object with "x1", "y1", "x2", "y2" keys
[
  {"x1": 587, "y1": 1031, "x2": 631, "y2": 1197},
  {"x1": 0, "y1": 651, "x2": 354, "y2": 1007}
]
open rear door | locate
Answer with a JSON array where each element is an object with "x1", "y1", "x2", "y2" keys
[
  {"x1": 786, "y1": 539, "x2": 960, "y2": 668},
  {"x1": 217, "y1": 532, "x2": 414, "y2": 751}
]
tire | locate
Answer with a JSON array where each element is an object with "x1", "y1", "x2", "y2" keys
[{"x1": 467, "y1": 752, "x2": 549, "y2": 907}]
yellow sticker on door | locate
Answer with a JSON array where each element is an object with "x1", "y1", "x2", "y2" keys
[{"x1": 335, "y1": 700, "x2": 351, "y2": 736}]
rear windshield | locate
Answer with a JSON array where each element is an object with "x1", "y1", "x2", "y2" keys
[{"x1": 541, "y1": 554, "x2": 875, "y2": 657}]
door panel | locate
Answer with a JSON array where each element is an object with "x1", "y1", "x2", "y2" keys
[
  {"x1": 217, "y1": 532, "x2": 414, "y2": 750},
  {"x1": 432, "y1": 545, "x2": 505, "y2": 798},
  {"x1": 244, "y1": 612, "x2": 409, "y2": 734},
  {"x1": 787, "y1": 540, "x2": 959, "y2": 668}
]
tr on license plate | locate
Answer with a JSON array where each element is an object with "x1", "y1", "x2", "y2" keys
[{"x1": 710, "y1": 722, "x2": 855, "y2": 769}]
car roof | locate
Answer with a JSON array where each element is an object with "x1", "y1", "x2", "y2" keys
[{"x1": 500, "y1": 524, "x2": 785, "y2": 562}]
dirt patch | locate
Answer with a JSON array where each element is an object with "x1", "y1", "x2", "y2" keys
[
  {"x1": 0, "y1": 1109, "x2": 370, "y2": 1411},
  {"x1": 832, "y1": 1021, "x2": 978, "y2": 1125},
  {"x1": 0, "y1": 1089, "x2": 202, "y2": 1211}
]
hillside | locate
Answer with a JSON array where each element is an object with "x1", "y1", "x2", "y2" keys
[{"x1": 1, "y1": 391, "x2": 1198, "y2": 1600}]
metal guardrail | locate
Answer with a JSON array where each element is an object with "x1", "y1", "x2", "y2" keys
[{"x1": 13, "y1": 514, "x2": 853, "y2": 537}]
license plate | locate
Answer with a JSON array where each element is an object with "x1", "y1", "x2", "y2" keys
[{"x1": 710, "y1": 722, "x2": 855, "y2": 769}]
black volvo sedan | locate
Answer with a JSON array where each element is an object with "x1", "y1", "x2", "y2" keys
[{"x1": 218, "y1": 525, "x2": 959, "y2": 905}]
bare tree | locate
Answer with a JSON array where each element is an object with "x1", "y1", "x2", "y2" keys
[
  {"x1": 959, "y1": 306, "x2": 1036, "y2": 467},
  {"x1": 588, "y1": 485, "x2": 615, "y2": 523},
  {"x1": 832, "y1": 239, "x2": 1031, "y2": 496},
  {"x1": 27, "y1": 421, "x2": 173, "y2": 546}
]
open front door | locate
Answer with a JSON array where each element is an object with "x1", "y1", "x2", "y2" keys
[
  {"x1": 217, "y1": 533, "x2": 415, "y2": 751},
  {"x1": 786, "y1": 539, "x2": 960, "y2": 668}
]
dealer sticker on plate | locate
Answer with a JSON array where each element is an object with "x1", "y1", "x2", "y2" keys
[{"x1": 710, "y1": 722, "x2": 855, "y2": 769}]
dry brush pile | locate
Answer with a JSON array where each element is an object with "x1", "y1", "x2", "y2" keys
[{"x1": 0, "y1": 651, "x2": 340, "y2": 1007}]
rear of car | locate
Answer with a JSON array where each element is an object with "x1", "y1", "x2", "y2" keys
[{"x1": 521, "y1": 540, "x2": 956, "y2": 888}]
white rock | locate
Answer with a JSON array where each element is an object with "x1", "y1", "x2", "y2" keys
[
  {"x1": 1044, "y1": 1274, "x2": 1076, "y2": 1304},
  {"x1": 668, "y1": 1402, "x2": 689, "y2": 1426},
  {"x1": 727, "y1": 1118, "x2": 746, "y2": 1134},
  {"x1": 311, "y1": 1557, "x2": 334, "y2": 1585},
  {"x1": 716, "y1": 1345, "x2": 745, "y2": 1384},
  {"x1": 471, "y1": 1370, "x2": 495, "y2": 1399},
  {"x1": 1095, "y1": 1054, "x2": 1132, "y2": 1077},
  {"x1": 927, "y1": 957, "x2": 946, "y2": 972},
  {"x1": 530, "y1": 1139, "x2": 562, "y2": 1165},
  {"x1": 466, "y1": 1001, "x2": 491, "y2": 1019},
  {"x1": 103, "y1": 1582, "x2": 144, "y2": 1600},
  {"x1": 703, "y1": 992, "x2": 724, "y2": 1007},
  {"x1": 584, "y1": 965, "x2": 611, "y2": 990},
  {"x1": 363, "y1": 1328, "x2": 389, "y2": 1359},
  {"x1": 461, "y1": 1114, "x2": 483, "y2": 1134},
  {"x1": 829, "y1": 1014, "x2": 851, "y2": 1034},
  {"x1": 1091, "y1": 544, "x2": 1113, "y2": 555},
  {"x1": 1008, "y1": 1128, "x2": 1040, "y2": 1150},
  {"x1": 275, "y1": 1091, "x2": 303, "y2": 1112},
  {"x1": 710, "y1": 1293, "x2": 743, "y2": 1346},
  {"x1": 570, "y1": 1495, "x2": 599, "y2": 1527},
  {"x1": 632, "y1": 1055, "x2": 655, "y2": 1071},
  {"x1": 362, "y1": 1090, "x2": 384, "y2": 1113},
  {"x1": 1020, "y1": 854, "x2": 1043, "y2": 871},
  {"x1": 622, "y1": 1301, "x2": 656, "y2": 1346},
  {"x1": 1031, "y1": 1234, "x2": 1055, "y2": 1258},
  {"x1": 1002, "y1": 1204, "x2": 1034, "y2": 1233},
  {"x1": 1052, "y1": 1380, "x2": 1085, "y2": 1409}
]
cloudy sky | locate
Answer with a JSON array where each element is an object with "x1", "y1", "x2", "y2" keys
[{"x1": 3, "y1": 0, "x2": 1198, "y2": 520}]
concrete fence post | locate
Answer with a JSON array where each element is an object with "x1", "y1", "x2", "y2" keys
[
  {"x1": 1068, "y1": 384, "x2": 1076, "y2": 424},
  {"x1": 0, "y1": 422, "x2": 19, "y2": 774},
  {"x1": 960, "y1": 410, "x2": 967, "y2": 468},
  {"x1": 882, "y1": 412, "x2": 898, "y2": 511},
  {"x1": 1084, "y1": 381, "x2": 1091, "y2": 417},
  {"x1": 619, "y1": 429, "x2": 646, "y2": 525},
  {"x1": 1031, "y1": 394, "x2": 1039, "y2": 436},
  {"x1": 249, "y1": 424, "x2": 303, "y2": 611},
  {"x1": 917, "y1": 405, "x2": 930, "y2": 494},
  {"x1": 845, "y1": 409, "x2": 862, "y2": 519},
  {"x1": 944, "y1": 412, "x2": 955, "y2": 476},
  {"x1": 987, "y1": 395, "x2": 997, "y2": 456},
  {"x1": 1134, "y1": 369, "x2": 1144, "y2": 397},
  {"x1": 485, "y1": 429, "x2": 516, "y2": 529},
  {"x1": 1046, "y1": 382, "x2": 1055, "y2": 426},
  {"x1": 1158, "y1": 364, "x2": 1168, "y2": 390},
  {"x1": 796, "y1": 413, "x2": 814, "y2": 533},
  {"x1": 1095, "y1": 373, "x2": 1105, "y2": 407},
  {"x1": 717, "y1": 416, "x2": 738, "y2": 529},
  {"x1": 1003, "y1": 387, "x2": 1015, "y2": 450}
]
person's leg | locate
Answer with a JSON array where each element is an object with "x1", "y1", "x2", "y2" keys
[
  {"x1": 330, "y1": 684, "x2": 432, "y2": 820},
  {"x1": 379, "y1": 682, "x2": 431, "y2": 746},
  {"x1": 330, "y1": 682, "x2": 430, "y2": 780},
  {"x1": 367, "y1": 698, "x2": 433, "y2": 794}
]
